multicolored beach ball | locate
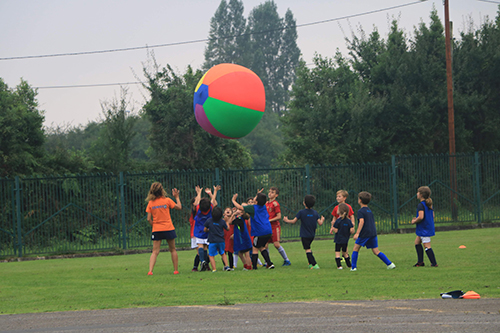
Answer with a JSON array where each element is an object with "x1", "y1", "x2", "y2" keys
[{"x1": 193, "y1": 63, "x2": 266, "y2": 139}]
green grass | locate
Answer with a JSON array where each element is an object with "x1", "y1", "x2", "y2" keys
[{"x1": 1, "y1": 228, "x2": 499, "y2": 314}]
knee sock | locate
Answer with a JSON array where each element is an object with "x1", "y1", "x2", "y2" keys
[
  {"x1": 227, "y1": 252, "x2": 233, "y2": 268},
  {"x1": 351, "y1": 251, "x2": 359, "y2": 268},
  {"x1": 251, "y1": 253, "x2": 258, "y2": 269},
  {"x1": 198, "y1": 248, "x2": 205, "y2": 263},
  {"x1": 261, "y1": 249, "x2": 273, "y2": 267},
  {"x1": 278, "y1": 246, "x2": 289, "y2": 261},
  {"x1": 262, "y1": 249, "x2": 269, "y2": 264},
  {"x1": 306, "y1": 252, "x2": 316, "y2": 266},
  {"x1": 415, "y1": 244, "x2": 424, "y2": 263},
  {"x1": 377, "y1": 252, "x2": 392, "y2": 266},
  {"x1": 193, "y1": 254, "x2": 200, "y2": 269},
  {"x1": 335, "y1": 257, "x2": 342, "y2": 268},
  {"x1": 425, "y1": 248, "x2": 437, "y2": 266},
  {"x1": 345, "y1": 256, "x2": 351, "y2": 268},
  {"x1": 234, "y1": 255, "x2": 238, "y2": 268}
]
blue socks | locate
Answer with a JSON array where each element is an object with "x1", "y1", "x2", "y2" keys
[
  {"x1": 351, "y1": 251, "x2": 359, "y2": 268},
  {"x1": 377, "y1": 252, "x2": 392, "y2": 265},
  {"x1": 198, "y1": 247, "x2": 205, "y2": 263}
]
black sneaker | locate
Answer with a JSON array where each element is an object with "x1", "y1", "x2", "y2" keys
[
  {"x1": 413, "y1": 262, "x2": 425, "y2": 267},
  {"x1": 200, "y1": 261, "x2": 208, "y2": 271}
]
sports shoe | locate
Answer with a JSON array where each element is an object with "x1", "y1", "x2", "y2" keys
[
  {"x1": 147, "y1": 271, "x2": 153, "y2": 275},
  {"x1": 413, "y1": 262, "x2": 425, "y2": 267},
  {"x1": 282, "y1": 260, "x2": 291, "y2": 266},
  {"x1": 173, "y1": 271, "x2": 179, "y2": 275},
  {"x1": 387, "y1": 263, "x2": 396, "y2": 270},
  {"x1": 257, "y1": 263, "x2": 263, "y2": 268},
  {"x1": 212, "y1": 270, "x2": 217, "y2": 273},
  {"x1": 337, "y1": 266, "x2": 343, "y2": 270},
  {"x1": 192, "y1": 268, "x2": 198, "y2": 272},
  {"x1": 200, "y1": 261, "x2": 207, "y2": 272},
  {"x1": 308, "y1": 264, "x2": 313, "y2": 269},
  {"x1": 311, "y1": 264, "x2": 320, "y2": 269},
  {"x1": 350, "y1": 267, "x2": 357, "y2": 271},
  {"x1": 267, "y1": 264, "x2": 275, "y2": 269},
  {"x1": 224, "y1": 266, "x2": 231, "y2": 271},
  {"x1": 431, "y1": 264, "x2": 439, "y2": 267}
]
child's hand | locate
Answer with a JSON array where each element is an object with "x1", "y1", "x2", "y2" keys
[
  {"x1": 214, "y1": 185, "x2": 221, "y2": 192},
  {"x1": 329, "y1": 227, "x2": 334, "y2": 235},
  {"x1": 232, "y1": 193, "x2": 238, "y2": 201},
  {"x1": 257, "y1": 188, "x2": 264, "y2": 194},
  {"x1": 172, "y1": 188, "x2": 180, "y2": 198},
  {"x1": 205, "y1": 187, "x2": 212, "y2": 195},
  {"x1": 353, "y1": 234, "x2": 359, "y2": 241},
  {"x1": 195, "y1": 185, "x2": 202, "y2": 195},
  {"x1": 411, "y1": 217, "x2": 417, "y2": 224}
]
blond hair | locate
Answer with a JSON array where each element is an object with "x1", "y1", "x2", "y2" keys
[
  {"x1": 337, "y1": 190, "x2": 348, "y2": 198},
  {"x1": 418, "y1": 186, "x2": 433, "y2": 209},
  {"x1": 146, "y1": 182, "x2": 167, "y2": 202}
]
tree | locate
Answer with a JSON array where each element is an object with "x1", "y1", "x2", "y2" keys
[
  {"x1": 0, "y1": 78, "x2": 45, "y2": 177},
  {"x1": 142, "y1": 58, "x2": 252, "y2": 170}
]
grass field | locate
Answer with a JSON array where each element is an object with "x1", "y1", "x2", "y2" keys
[{"x1": 1, "y1": 228, "x2": 499, "y2": 315}]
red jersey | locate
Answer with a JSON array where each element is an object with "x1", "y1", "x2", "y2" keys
[
  {"x1": 331, "y1": 203, "x2": 355, "y2": 220},
  {"x1": 224, "y1": 224, "x2": 234, "y2": 252},
  {"x1": 266, "y1": 200, "x2": 281, "y2": 226}
]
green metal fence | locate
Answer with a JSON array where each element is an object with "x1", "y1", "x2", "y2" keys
[{"x1": 1, "y1": 152, "x2": 499, "y2": 257}]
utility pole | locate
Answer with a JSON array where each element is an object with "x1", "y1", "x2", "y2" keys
[{"x1": 444, "y1": 0, "x2": 458, "y2": 220}]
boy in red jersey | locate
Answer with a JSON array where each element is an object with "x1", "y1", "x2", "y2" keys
[
  {"x1": 265, "y1": 187, "x2": 291, "y2": 266},
  {"x1": 329, "y1": 190, "x2": 355, "y2": 234}
]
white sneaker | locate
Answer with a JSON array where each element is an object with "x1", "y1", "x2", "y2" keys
[
  {"x1": 337, "y1": 266, "x2": 343, "y2": 270},
  {"x1": 387, "y1": 263, "x2": 396, "y2": 270},
  {"x1": 350, "y1": 267, "x2": 357, "y2": 271}
]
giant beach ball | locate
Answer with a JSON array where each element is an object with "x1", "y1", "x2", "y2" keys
[{"x1": 193, "y1": 63, "x2": 265, "y2": 139}]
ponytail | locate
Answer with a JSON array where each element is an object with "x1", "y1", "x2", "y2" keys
[{"x1": 418, "y1": 186, "x2": 433, "y2": 209}]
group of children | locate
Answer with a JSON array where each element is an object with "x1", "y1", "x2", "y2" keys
[{"x1": 145, "y1": 182, "x2": 437, "y2": 275}]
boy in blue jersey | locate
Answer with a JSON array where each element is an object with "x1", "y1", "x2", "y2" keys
[
  {"x1": 204, "y1": 206, "x2": 230, "y2": 272},
  {"x1": 232, "y1": 192, "x2": 275, "y2": 270},
  {"x1": 351, "y1": 191, "x2": 396, "y2": 271},
  {"x1": 411, "y1": 186, "x2": 437, "y2": 267},
  {"x1": 193, "y1": 185, "x2": 220, "y2": 271},
  {"x1": 283, "y1": 195, "x2": 325, "y2": 269}
]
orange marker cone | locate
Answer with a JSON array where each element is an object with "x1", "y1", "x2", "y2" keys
[
  {"x1": 461, "y1": 290, "x2": 480, "y2": 299},
  {"x1": 459, "y1": 245, "x2": 466, "y2": 249}
]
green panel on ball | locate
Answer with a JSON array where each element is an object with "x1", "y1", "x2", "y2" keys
[{"x1": 203, "y1": 97, "x2": 264, "y2": 138}]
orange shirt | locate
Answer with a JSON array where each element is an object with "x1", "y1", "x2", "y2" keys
[{"x1": 146, "y1": 197, "x2": 176, "y2": 232}]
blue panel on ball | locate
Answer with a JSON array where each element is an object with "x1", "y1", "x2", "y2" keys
[{"x1": 193, "y1": 84, "x2": 209, "y2": 113}]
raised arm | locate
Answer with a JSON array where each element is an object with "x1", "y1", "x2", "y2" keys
[
  {"x1": 193, "y1": 185, "x2": 202, "y2": 206},
  {"x1": 171, "y1": 188, "x2": 182, "y2": 210},
  {"x1": 232, "y1": 193, "x2": 244, "y2": 211}
]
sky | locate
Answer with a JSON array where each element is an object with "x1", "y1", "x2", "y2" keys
[{"x1": 1, "y1": 0, "x2": 498, "y2": 128}]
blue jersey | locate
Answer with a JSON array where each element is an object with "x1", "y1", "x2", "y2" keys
[
  {"x1": 416, "y1": 201, "x2": 435, "y2": 237},
  {"x1": 295, "y1": 208, "x2": 320, "y2": 238},
  {"x1": 193, "y1": 205, "x2": 212, "y2": 239},
  {"x1": 233, "y1": 217, "x2": 252, "y2": 252},
  {"x1": 357, "y1": 207, "x2": 377, "y2": 238},
  {"x1": 244, "y1": 204, "x2": 272, "y2": 237},
  {"x1": 333, "y1": 217, "x2": 353, "y2": 244}
]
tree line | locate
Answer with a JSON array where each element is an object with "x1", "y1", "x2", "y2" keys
[{"x1": 1, "y1": 2, "x2": 499, "y2": 178}]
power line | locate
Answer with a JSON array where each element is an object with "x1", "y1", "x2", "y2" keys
[
  {"x1": 477, "y1": 0, "x2": 500, "y2": 4},
  {"x1": 1, "y1": 1, "x2": 427, "y2": 61}
]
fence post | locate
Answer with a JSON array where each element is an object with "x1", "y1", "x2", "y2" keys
[
  {"x1": 14, "y1": 176, "x2": 22, "y2": 257},
  {"x1": 474, "y1": 152, "x2": 482, "y2": 224},
  {"x1": 215, "y1": 168, "x2": 221, "y2": 203},
  {"x1": 119, "y1": 172, "x2": 127, "y2": 250},
  {"x1": 305, "y1": 164, "x2": 311, "y2": 195},
  {"x1": 391, "y1": 156, "x2": 398, "y2": 230}
]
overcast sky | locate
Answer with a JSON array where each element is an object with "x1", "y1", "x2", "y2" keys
[{"x1": 1, "y1": 0, "x2": 498, "y2": 128}]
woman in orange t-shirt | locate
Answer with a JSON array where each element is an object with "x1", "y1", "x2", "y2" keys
[{"x1": 146, "y1": 182, "x2": 182, "y2": 275}]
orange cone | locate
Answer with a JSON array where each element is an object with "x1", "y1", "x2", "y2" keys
[
  {"x1": 461, "y1": 290, "x2": 480, "y2": 299},
  {"x1": 459, "y1": 245, "x2": 466, "y2": 249}
]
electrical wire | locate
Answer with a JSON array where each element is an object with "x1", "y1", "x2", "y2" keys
[{"x1": 1, "y1": 1, "x2": 427, "y2": 61}]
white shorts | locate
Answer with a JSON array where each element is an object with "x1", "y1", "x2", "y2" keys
[
  {"x1": 420, "y1": 236, "x2": 431, "y2": 244},
  {"x1": 195, "y1": 237, "x2": 209, "y2": 246},
  {"x1": 191, "y1": 237, "x2": 197, "y2": 249}
]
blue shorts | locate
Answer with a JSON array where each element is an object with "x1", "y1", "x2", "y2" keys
[
  {"x1": 355, "y1": 236, "x2": 378, "y2": 249},
  {"x1": 151, "y1": 230, "x2": 176, "y2": 241},
  {"x1": 208, "y1": 242, "x2": 225, "y2": 257}
]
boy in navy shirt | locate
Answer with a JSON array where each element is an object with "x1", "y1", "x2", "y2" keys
[
  {"x1": 283, "y1": 195, "x2": 325, "y2": 269},
  {"x1": 204, "y1": 206, "x2": 230, "y2": 272},
  {"x1": 351, "y1": 191, "x2": 396, "y2": 271}
]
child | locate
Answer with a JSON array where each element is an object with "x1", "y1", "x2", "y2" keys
[
  {"x1": 145, "y1": 182, "x2": 182, "y2": 275},
  {"x1": 232, "y1": 207, "x2": 253, "y2": 270},
  {"x1": 232, "y1": 192, "x2": 275, "y2": 270},
  {"x1": 330, "y1": 190, "x2": 355, "y2": 234},
  {"x1": 223, "y1": 207, "x2": 235, "y2": 270},
  {"x1": 203, "y1": 206, "x2": 231, "y2": 272},
  {"x1": 411, "y1": 186, "x2": 438, "y2": 267},
  {"x1": 189, "y1": 197, "x2": 200, "y2": 272},
  {"x1": 266, "y1": 187, "x2": 291, "y2": 266},
  {"x1": 283, "y1": 195, "x2": 325, "y2": 269},
  {"x1": 331, "y1": 203, "x2": 354, "y2": 269},
  {"x1": 351, "y1": 191, "x2": 396, "y2": 271},
  {"x1": 193, "y1": 185, "x2": 220, "y2": 271}
]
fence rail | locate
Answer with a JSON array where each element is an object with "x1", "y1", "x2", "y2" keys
[{"x1": 1, "y1": 152, "x2": 499, "y2": 257}]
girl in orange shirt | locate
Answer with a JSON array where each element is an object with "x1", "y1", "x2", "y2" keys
[{"x1": 146, "y1": 182, "x2": 182, "y2": 275}]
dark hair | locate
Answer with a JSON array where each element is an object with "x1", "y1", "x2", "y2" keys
[
  {"x1": 211, "y1": 206, "x2": 223, "y2": 221},
  {"x1": 270, "y1": 186, "x2": 279, "y2": 195},
  {"x1": 304, "y1": 195, "x2": 315, "y2": 208},
  {"x1": 358, "y1": 191, "x2": 372, "y2": 205},
  {"x1": 337, "y1": 203, "x2": 349, "y2": 219},
  {"x1": 199, "y1": 197, "x2": 211, "y2": 212},
  {"x1": 418, "y1": 186, "x2": 433, "y2": 209},
  {"x1": 256, "y1": 193, "x2": 267, "y2": 206}
]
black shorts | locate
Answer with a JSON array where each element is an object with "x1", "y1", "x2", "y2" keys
[
  {"x1": 335, "y1": 243, "x2": 348, "y2": 252},
  {"x1": 301, "y1": 237, "x2": 314, "y2": 250},
  {"x1": 253, "y1": 234, "x2": 271, "y2": 249},
  {"x1": 151, "y1": 230, "x2": 177, "y2": 241}
]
